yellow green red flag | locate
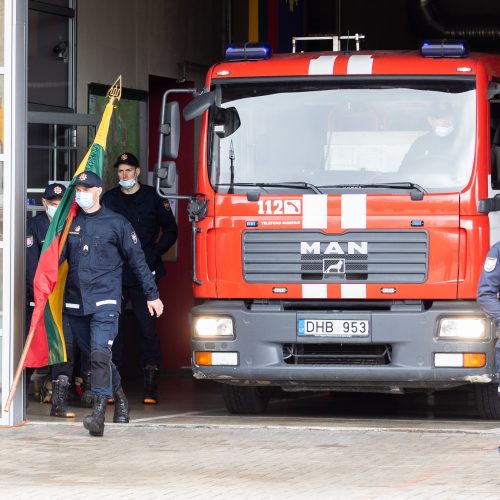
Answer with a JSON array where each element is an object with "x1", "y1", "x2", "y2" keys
[{"x1": 25, "y1": 98, "x2": 117, "y2": 367}]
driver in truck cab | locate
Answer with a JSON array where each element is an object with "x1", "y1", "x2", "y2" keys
[{"x1": 399, "y1": 100, "x2": 457, "y2": 172}]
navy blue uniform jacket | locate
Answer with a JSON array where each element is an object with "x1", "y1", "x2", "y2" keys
[
  {"x1": 26, "y1": 212, "x2": 50, "y2": 302},
  {"x1": 63, "y1": 205, "x2": 159, "y2": 316},
  {"x1": 101, "y1": 184, "x2": 178, "y2": 286},
  {"x1": 477, "y1": 242, "x2": 500, "y2": 325}
]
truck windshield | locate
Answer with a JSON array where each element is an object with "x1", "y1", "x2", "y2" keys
[{"x1": 209, "y1": 78, "x2": 476, "y2": 194}]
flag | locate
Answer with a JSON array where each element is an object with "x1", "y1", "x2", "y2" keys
[
  {"x1": 247, "y1": 0, "x2": 304, "y2": 54},
  {"x1": 24, "y1": 82, "x2": 120, "y2": 368}
]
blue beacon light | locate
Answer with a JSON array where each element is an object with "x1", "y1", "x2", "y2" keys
[
  {"x1": 420, "y1": 39, "x2": 469, "y2": 58},
  {"x1": 224, "y1": 43, "x2": 272, "y2": 61}
]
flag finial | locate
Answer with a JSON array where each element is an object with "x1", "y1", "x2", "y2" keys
[{"x1": 107, "y1": 75, "x2": 122, "y2": 105}]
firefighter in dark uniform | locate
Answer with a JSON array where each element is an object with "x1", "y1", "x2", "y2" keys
[
  {"x1": 65, "y1": 171, "x2": 164, "y2": 437},
  {"x1": 478, "y1": 244, "x2": 500, "y2": 389},
  {"x1": 26, "y1": 182, "x2": 77, "y2": 418},
  {"x1": 102, "y1": 152, "x2": 177, "y2": 404},
  {"x1": 400, "y1": 101, "x2": 456, "y2": 173}
]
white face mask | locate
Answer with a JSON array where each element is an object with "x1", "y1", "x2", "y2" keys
[
  {"x1": 119, "y1": 177, "x2": 137, "y2": 189},
  {"x1": 75, "y1": 191, "x2": 96, "y2": 210},
  {"x1": 46, "y1": 204, "x2": 58, "y2": 218},
  {"x1": 433, "y1": 125, "x2": 454, "y2": 137}
]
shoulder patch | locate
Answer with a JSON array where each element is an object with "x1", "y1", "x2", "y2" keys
[
  {"x1": 26, "y1": 236, "x2": 33, "y2": 248},
  {"x1": 131, "y1": 231, "x2": 138, "y2": 244},
  {"x1": 484, "y1": 257, "x2": 497, "y2": 273}
]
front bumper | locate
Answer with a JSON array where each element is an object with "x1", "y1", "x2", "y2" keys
[{"x1": 191, "y1": 300, "x2": 497, "y2": 391}]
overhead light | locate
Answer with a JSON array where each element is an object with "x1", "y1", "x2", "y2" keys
[
  {"x1": 225, "y1": 43, "x2": 272, "y2": 61},
  {"x1": 420, "y1": 39, "x2": 469, "y2": 58}
]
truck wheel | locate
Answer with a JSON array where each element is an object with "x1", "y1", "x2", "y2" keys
[
  {"x1": 474, "y1": 383, "x2": 500, "y2": 419},
  {"x1": 221, "y1": 385, "x2": 271, "y2": 414}
]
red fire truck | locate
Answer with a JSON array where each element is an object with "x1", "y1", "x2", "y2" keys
[{"x1": 157, "y1": 40, "x2": 500, "y2": 417}]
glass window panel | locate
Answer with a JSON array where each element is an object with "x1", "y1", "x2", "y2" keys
[
  {"x1": 28, "y1": 10, "x2": 69, "y2": 108},
  {"x1": 213, "y1": 79, "x2": 476, "y2": 194},
  {"x1": 28, "y1": 123, "x2": 75, "y2": 199}
]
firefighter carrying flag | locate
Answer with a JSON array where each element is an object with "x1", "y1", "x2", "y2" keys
[{"x1": 3, "y1": 76, "x2": 123, "y2": 412}]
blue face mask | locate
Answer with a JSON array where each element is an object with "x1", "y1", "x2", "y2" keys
[
  {"x1": 75, "y1": 191, "x2": 96, "y2": 210},
  {"x1": 46, "y1": 204, "x2": 58, "y2": 218},
  {"x1": 119, "y1": 177, "x2": 137, "y2": 189}
]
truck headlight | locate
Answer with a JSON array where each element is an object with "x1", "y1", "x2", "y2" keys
[
  {"x1": 438, "y1": 317, "x2": 488, "y2": 340},
  {"x1": 193, "y1": 316, "x2": 234, "y2": 339}
]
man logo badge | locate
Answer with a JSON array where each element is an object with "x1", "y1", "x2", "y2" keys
[{"x1": 323, "y1": 258, "x2": 345, "y2": 274}]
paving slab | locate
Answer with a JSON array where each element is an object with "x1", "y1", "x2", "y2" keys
[{"x1": 3, "y1": 373, "x2": 498, "y2": 498}]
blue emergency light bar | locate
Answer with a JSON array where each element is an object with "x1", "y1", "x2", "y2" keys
[
  {"x1": 420, "y1": 39, "x2": 469, "y2": 58},
  {"x1": 224, "y1": 43, "x2": 272, "y2": 61}
]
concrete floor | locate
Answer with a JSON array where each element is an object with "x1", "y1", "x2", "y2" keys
[{"x1": 26, "y1": 371, "x2": 500, "y2": 432}]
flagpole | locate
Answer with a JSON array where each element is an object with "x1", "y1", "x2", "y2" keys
[{"x1": 3, "y1": 76, "x2": 122, "y2": 413}]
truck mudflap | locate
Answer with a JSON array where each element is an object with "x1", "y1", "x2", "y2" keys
[{"x1": 191, "y1": 300, "x2": 497, "y2": 392}]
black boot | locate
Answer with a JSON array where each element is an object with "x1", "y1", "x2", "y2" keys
[
  {"x1": 50, "y1": 375, "x2": 76, "y2": 418},
  {"x1": 83, "y1": 393, "x2": 107, "y2": 437},
  {"x1": 80, "y1": 371, "x2": 94, "y2": 409},
  {"x1": 143, "y1": 365, "x2": 159, "y2": 404},
  {"x1": 113, "y1": 386, "x2": 130, "y2": 423}
]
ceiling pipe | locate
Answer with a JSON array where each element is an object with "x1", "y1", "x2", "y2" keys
[{"x1": 416, "y1": 0, "x2": 500, "y2": 42}]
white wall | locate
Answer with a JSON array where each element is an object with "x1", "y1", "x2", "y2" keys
[{"x1": 76, "y1": 0, "x2": 225, "y2": 113}]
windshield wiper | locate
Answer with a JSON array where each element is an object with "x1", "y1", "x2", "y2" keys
[
  {"x1": 319, "y1": 182, "x2": 426, "y2": 200},
  {"x1": 216, "y1": 181, "x2": 323, "y2": 194}
]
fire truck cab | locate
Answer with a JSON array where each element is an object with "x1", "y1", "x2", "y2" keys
[{"x1": 158, "y1": 40, "x2": 500, "y2": 417}]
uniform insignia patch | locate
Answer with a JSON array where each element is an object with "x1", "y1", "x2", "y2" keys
[
  {"x1": 484, "y1": 257, "x2": 497, "y2": 272},
  {"x1": 121, "y1": 153, "x2": 128, "y2": 161},
  {"x1": 82, "y1": 244, "x2": 89, "y2": 253},
  {"x1": 131, "y1": 231, "x2": 138, "y2": 244},
  {"x1": 75, "y1": 225, "x2": 81, "y2": 233},
  {"x1": 163, "y1": 200, "x2": 171, "y2": 211},
  {"x1": 26, "y1": 236, "x2": 33, "y2": 248},
  {"x1": 53, "y1": 186, "x2": 62, "y2": 195},
  {"x1": 78, "y1": 173, "x2": 87, "y2": 181}
]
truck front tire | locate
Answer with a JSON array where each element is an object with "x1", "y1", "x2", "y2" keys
[
  {"x1": 221, "y1": 385, "x2": 271, "y2": 414},
  {"x1": 474, "y1": 383, "x2": 500, "y2": 419}
]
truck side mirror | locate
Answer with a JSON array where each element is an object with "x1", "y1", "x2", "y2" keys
[
  {"x1": 156, "y1": 161, "x2": 177, "y2": 189},
  {"x1": 214, "y1": 106, "x2": 241, "y2": 138},
  {"x1": 183, "y1": 91, "x2": 215, "y2": 121},
  {"x1": 160, "y1": 102, "x2": 180, "y2": 159}
]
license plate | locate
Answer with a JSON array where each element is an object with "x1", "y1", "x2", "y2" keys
[{"x1": 297, "y1": 319, "x2": 369, "y2": 337}]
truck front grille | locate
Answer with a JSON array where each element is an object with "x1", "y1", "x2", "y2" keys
[
  {"x1": 243, "y1": 230, "x2": 428, "y2": 283},
  {"x1": 283, "y1": 343, "x2": 392, "y2": 366}
]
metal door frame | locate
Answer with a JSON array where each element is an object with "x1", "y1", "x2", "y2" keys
[{"x1": 1, "y1": 0, "x2": 28, "y2": 426}]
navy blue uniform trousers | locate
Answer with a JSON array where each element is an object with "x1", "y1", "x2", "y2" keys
[
  {"x1": 70, "y1": 310, "x2": 121, "y2": 397},
  {"x1": 112, "y1": 284, "x2": 161, "y2": 369}
]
